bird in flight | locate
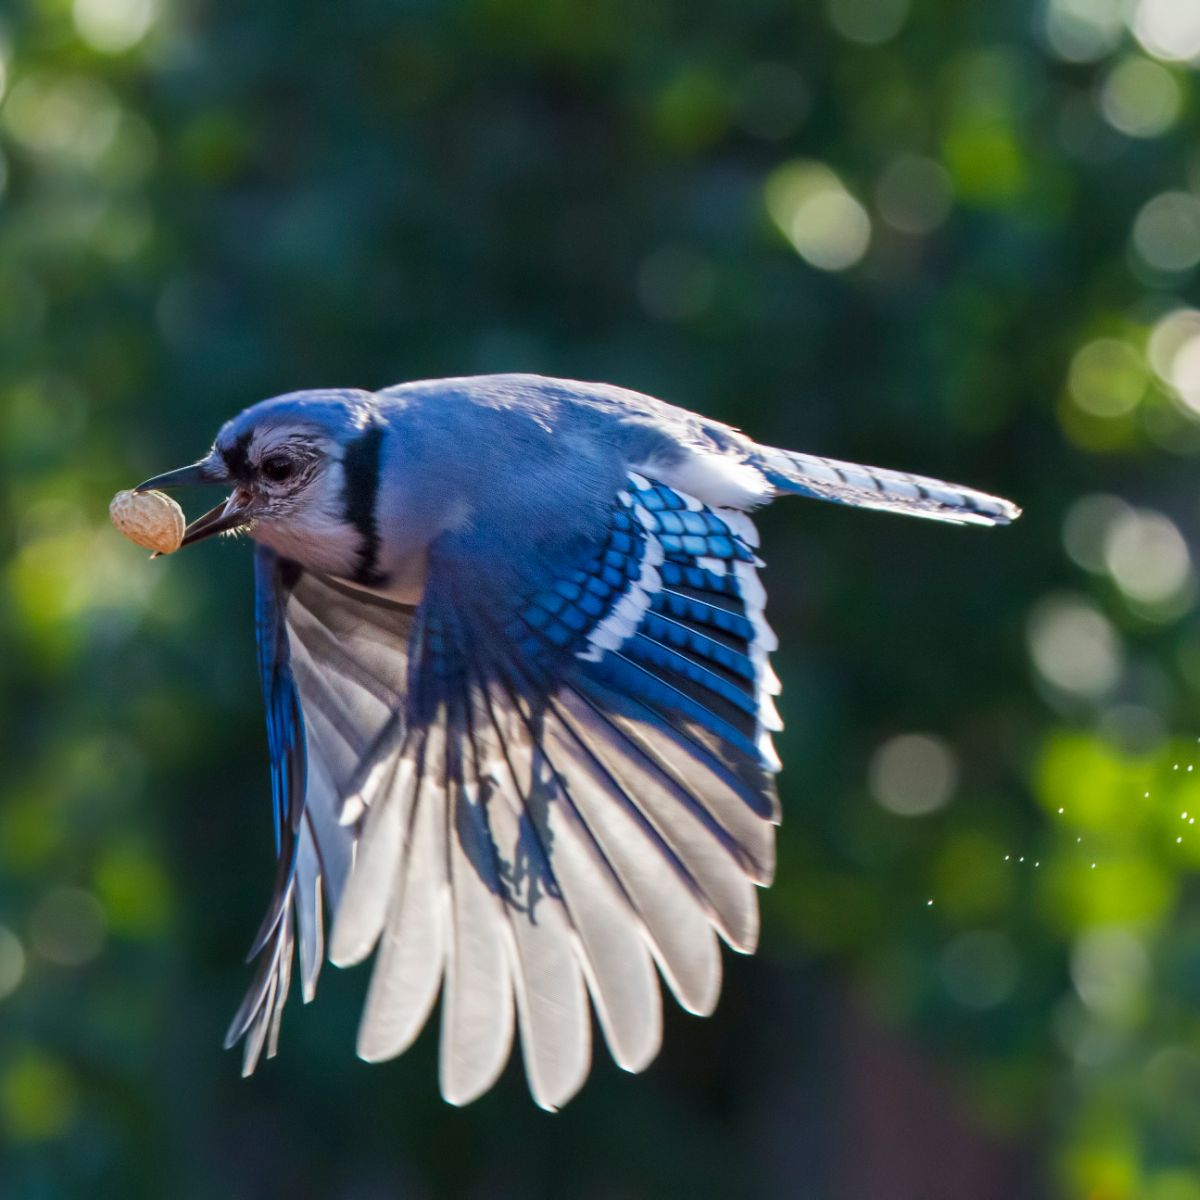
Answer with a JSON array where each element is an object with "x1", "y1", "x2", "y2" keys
[{"x1": 135, "y1": 374, "x2": 1019, "y2": 1110}]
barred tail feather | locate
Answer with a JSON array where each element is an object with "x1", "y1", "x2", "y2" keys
[{"x1": 758, "y1": 446, "x2": 1020, "y2": 526}]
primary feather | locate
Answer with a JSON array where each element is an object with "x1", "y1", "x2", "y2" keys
[{"x1": 154, "y1": 374, "x2": 1018, "y2": 1107}]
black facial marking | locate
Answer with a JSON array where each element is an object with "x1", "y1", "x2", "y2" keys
[
  {"x1": 341, "y1": 421, "x2": 387, "y2": 586},
  {"x1": 221, "y1": 431, "x2": 254, "y2": 480}
]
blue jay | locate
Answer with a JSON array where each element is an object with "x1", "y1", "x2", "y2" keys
[{"x1": 136, "y1": 373, "x2": 1019, "y2": 1110}]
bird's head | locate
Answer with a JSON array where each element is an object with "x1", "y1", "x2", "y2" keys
[{"x1": 136, "y1": 389, "x2": 385, "y2": 579}]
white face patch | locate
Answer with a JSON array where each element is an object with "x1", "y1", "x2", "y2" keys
[{"x1": 248, "y1": 454, "x2": 366, "y2": 579}]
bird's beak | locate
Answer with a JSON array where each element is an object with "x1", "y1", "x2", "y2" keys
[
  {"x1": 178, "y1": 492, "x2": 254, "y2": 547},
  {"x1": 133, "y1": 460, "x2": 220, "y2": 492},
  {"x1": 134, "y1": 459, "x2": 253, "y2": 548}
]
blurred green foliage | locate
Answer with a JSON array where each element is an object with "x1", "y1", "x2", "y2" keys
[{"x1": 2, "y1": 0, "x2": 1200, "y2": 1196}]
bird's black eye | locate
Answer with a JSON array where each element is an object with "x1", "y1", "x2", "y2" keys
[{"x1": 260, "y1": 454, "x2": 296, "y2": 483}]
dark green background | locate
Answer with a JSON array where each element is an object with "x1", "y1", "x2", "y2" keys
[{"x1": 2, "y1": 0, "x2": 1199, "y2": 1196}]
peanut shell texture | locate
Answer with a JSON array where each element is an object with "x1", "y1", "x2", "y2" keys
[{"x1": 109, "y1": 489, "x2": 186, "y2": 555}]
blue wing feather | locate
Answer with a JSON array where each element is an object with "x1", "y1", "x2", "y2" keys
[
  {"x1": 254, "y1": 547, "x2": 307, "y2": 851},
  {"x1": 397, "y1": 471, "x2": 780, "y2": 918},
  {"x1": 499, "y1": 473, "x2": 779, "y2": 778},
  {"x1": 227, "y1": 547, "x2": 311, "y2": 1072}
]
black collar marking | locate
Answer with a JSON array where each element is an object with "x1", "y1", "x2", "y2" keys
[
  {"x1": 221, "y1": 431, "x2": 254, "y2": 480},
  {"x1": 341, "y1": 421, "x2": 387, "y2": 587}
]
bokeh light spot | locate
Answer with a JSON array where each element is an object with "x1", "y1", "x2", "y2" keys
[
  {"x1": 0, "y1": 925, "x2": 27, "y2": 1001},
  {"x1": 1071, "y1": 927, "x2": 1148, "y2": 1017},
  {"x1": 2, "y1": 73, "x2": 121, "y2": 166},
  {"x1": 29, "y1": 887, "x2": 106, "y2": 967},
  {"x1": 1100, "y1": 56, "x2": 1182, "y2": 138},
  {"x1": 72, "y1": 0, "x2": 159, "y2": 54},
  {"x1": 1063, "y1": 493, "x2": 1134, "y2": 573},
  {"x1": 1042, "y1": 0, "x2": 1125, "y2": 63},
  {"x1": 1103, "y1": 507, "x2": 1193, "y2": 612},
  {"x1": 1131, "y1": 0, "x2": 1200, "y2": 63},
  {"x1": 868, "y1": 733, "x2": 958, "y2": 816},
  {"x1": 1027, "y1": 594, "x2": 1123, "y2": 698},
  {"x1": 1148, "y1": 308, "x2": 1200, "y2": 415},
  {"x1": 1131, "y1": 192, "x2": 1200, "y2": 274},
  {"x1": 875, "y1": 154, "x2": 954, "y2": 235},
  {"x1": 825, "y1": 0, "x2": 910, "y2": 46},
  {"x1": 0, "y1": 1051, "x2": 79, "y2": 1142},
  {"x1": 765, "y1": 160, "x2": 871, "y2": 271},
  {"x1": 95, "y1": 843, "x2": 172, "y2": 937},
  {"x1": 1068, "y1": 338, "x2": 1147, "y2": 417}
]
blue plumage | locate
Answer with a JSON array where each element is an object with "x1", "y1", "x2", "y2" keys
[{"x1": 134, "y1": 373, "x2": 1020, "y2": 1106}]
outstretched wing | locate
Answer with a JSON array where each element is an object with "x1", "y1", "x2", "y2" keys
[
  {"x1": 322, "y1": 473, "x2": 781, "y2": 1110},
  {"x1": 226, "y1": 548, "x2": 411, "y2": 1075}
]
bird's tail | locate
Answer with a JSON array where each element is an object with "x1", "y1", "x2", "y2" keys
[{"x1": 754, "y1": 446, "x2": 1020, "y2": 527}]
